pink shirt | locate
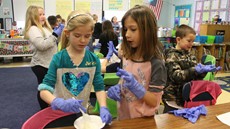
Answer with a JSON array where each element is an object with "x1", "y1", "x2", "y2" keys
[{"x1": 118, "y1": 58, "x2": 166, "y2": 120}]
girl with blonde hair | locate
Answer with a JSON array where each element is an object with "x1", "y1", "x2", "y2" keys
[
  {"x1": 24, "y1": 5, "x2": 64, "y2": 110},
  {"x1": 22, "y1": 10, "x2": 111, "y2": 128}
]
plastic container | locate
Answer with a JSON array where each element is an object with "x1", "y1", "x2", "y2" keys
[
  {"x1": 214, "y1": 35, "x2": 224, "y2": 44},
  {"x1": 194, "y1": 35, "x2": 200, "y2": 43},
  {"x1": 74, "y1": 115, "x2": 105, "y2": 129},
  {"x1": 171, "y1": 30, "x2": 176, "y2": 37},
  {"x1": 199, "y1": 36, "x2": 208, "y2": 44},
  {"x1": 206, "y1": 35, "x2": 215, "y2": 44},
  {"x1": 0, "y1": 34, "x2": 5, "y2": 39},
  {"x1": 10, "y1": 30, "x2": 14, "y2": 38}
]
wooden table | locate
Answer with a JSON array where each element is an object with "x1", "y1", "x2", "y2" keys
[{"x1": 49, "y1": 102, "x2": 230, "y2": 129}]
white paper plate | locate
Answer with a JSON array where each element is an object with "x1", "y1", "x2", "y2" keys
[{"x1": 74, "y1": 115, "x2": 105, "y2": 129}]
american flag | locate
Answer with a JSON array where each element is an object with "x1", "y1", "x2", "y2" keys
[{"x1": 149, "y1": 0, "x2": 163, "y2": 20}]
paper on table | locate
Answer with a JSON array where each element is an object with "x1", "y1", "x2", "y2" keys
[{"x1": 216, "y1": 112, "x2": 230, "y2": 126}]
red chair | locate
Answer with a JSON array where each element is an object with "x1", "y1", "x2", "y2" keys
[
  {"x1": 21, "y1": 107, "x2": 74, "y2": 129},
  {"x1": 182, "y1": 80, "x2": 222, "y2": 108}
]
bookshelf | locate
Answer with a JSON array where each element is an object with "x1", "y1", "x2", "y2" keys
[{"x1": 192, "y1": 44, "x2": 226, "y2": 72}]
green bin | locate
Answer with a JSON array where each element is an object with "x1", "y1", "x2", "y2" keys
[
  {"x1": 206, "y1": 35, "x2": 215, "y2": 44},
  {"x1": 93, "y1": 98, "x2": 117, "y2": 118}
]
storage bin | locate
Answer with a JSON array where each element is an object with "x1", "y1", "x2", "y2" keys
[
  {"x1": 194, "y1": 35, "x2": 200, "y2": 42},
  {"x1": 200, "y1": 36, "x2": 207, "y2": 44},
  {"x1": 171, "y1": 30, "x2": 176, "y2": 37},
  {"x1": 214, "y1": 35, "x2": 224, "y2": 44},
  {"x1": 0, "y1": 34, "x2": 5, "y2": 39},
  {"x1": 206, "y1": 35, "x2": 215, "y2": 44}
]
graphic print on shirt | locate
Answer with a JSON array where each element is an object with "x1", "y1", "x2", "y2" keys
[
  {"x1": 62, "y1": 72, "x2": 90, "y2": 96},
  {"x1": 121, "y1": 62, "x2": 146, "y2": 103}
]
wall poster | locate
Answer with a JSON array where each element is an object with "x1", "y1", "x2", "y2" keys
[{"x1": 174, "y1": 5, "x2": 191, "y2": 27}]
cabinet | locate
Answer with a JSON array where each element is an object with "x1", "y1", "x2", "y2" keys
[
  {"x1": 192, "y1": 44, "x2": 226, "y2": 72},
  {"x1": 199, "y1": 24, "x2": 230, "y2": 72},
  {"x1": 200, "y1": 24, "x2": 230, "y2": 42},
  {"x1": 224, "y1": 43, "x2": 230, "y2": 72}
]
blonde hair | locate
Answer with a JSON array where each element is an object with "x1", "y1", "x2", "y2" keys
[
  {"x1": 24, "y1": 5, "x2": 52, "y2": 39},
  {"x1": 60, "y1": 11, "x2": 94, "y2": 50},
  {"x1": 92, "y1": 14, "x2": 98, "y2": 22}
]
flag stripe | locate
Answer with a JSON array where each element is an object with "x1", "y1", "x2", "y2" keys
[{"x1": 149, "y1": 0, "x2": 163, "y2": 20}]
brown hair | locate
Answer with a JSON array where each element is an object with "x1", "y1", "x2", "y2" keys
[
  {"x1": 101, "y1": 20, "x2": 117, "y2": 42},
  {"x1": 176, "y1": 24, "x2": 196, "y2": 39},
  {"x1": 121, "y1": 5, "x2": 163, "y2": 61}
]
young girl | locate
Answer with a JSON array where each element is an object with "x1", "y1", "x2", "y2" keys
[
  {"x1": 22, "y1": 11, "x2": 112, "y2": 128},
  {"x1": 24, "y1": 5, "x2": 64, "y2": 109},
  {"x1": 99, "y1": 20, "x2": 118, "y2": 56},
  {"x1": 107, "y1": 5, "x2": 167, "y2": 120}
]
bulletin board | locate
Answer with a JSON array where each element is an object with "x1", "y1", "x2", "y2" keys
[
  {"x1": 75, "y1": 0, "x2": 102, "y2": 22},
  {"x1": 26, "y1": 0, "x2": 44, "y2": 8},
  {"x1": 174, "y1": 5, "x2": 191, "y2": 27},
  {"x1": 194, "y1": 0, "x2": 230, "y2": 33},
  {"x1": 56, "y1": 0, "x2": 73, "y2": 20},
  {"x1": 103, "y1": 0, "x2": 129, "y2": 22}
]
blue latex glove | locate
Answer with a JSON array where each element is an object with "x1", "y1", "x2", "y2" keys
[
  {"x1": 100, "y1": 106, "x2": 112, "y2": 124},
  {"x1": 107, "y1": 84, "x2": 121, "y2": 101},
  {"x1": 106, "y1": 41, "x2": 114, "y2": 60},
  {"x1": 203, "y1": 64, "x2": 216, "y2": 72},
  {"x1": 108, "y1": 41, "x2": 118, "y2": 56},
  {"x1": 94, "y1": 42, "x2": 101, "y2": 49},
  {"x1": 169, "y1": 105, "x2": 207, "y2": 123},
  {"x1": 195, "y1": 63, "x2": 205, "y2": 73},
  {"x1": 195, "y1": 63, "x2": 217, "y2": 74},
  {"x1": 215, "y1": 66, "x2": 222, "y2": 71},
  {"x1": 116, "y1": 68, "x2": 146, "y2": 99},
  {"x1": 51, "y1": 98, "x2": 86, "y2": 113},
  {"x1": 53, "y1": 24, "x2": 64, "y2": 37}
]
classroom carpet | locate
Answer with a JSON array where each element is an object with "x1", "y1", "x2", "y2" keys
[
  {"x1": 0, "y1": 67, "x2": 40, "y2": 129},
  {"x1": 214, "y1": 76, "x2": 230, "y2": 92}
]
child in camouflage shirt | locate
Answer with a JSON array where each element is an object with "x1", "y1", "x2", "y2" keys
[{"x1": 162, "y1": 24, "x2": 219, "y2": 112}]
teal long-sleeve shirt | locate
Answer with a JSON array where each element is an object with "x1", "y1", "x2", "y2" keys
[{"x1": 38, "y1": 49, "x2": 104, "y2": 94}]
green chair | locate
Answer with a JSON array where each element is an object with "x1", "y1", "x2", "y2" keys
[
  {"x1": 201, "y1": 54, "x2": 216, "y2": 81},
  {"x1": 92, "y1": 73, "x2": 120, "y2": 118},
  {"x1": 103, "y1": 73, "x2": 120, "y2": 86},
  {"x1": 94, "y1": 52, "x2": 104, "y2": 59},
  {"x1": 92, "y1": 98, "x2": 117, "y2": 118}
]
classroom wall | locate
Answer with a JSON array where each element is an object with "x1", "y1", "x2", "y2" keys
[
  {"x1": 172, "y1": 0, "x2": 196, "y2": 28},
  {"x1": 0, "y1": 0, "x2": 195, "y2": 30},
  {"x1": 158, "y1": 1, "x2": 174, "y2": 28},
  {"x1": 0, "y1": 0, "x2": 13, "y2": 30}
]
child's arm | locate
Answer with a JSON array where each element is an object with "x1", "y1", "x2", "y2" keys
[
  {"x1": 95, "y1": 91, "x2": 107, "y2": 107},
  {"x1": 144, "y1": 59, "x2": 167, "y2": 107},
  {"x1": 165, "y1": 54, "x2": 197, "y2": 83},
  {"x1": 101, "y1": 58, "x2": 109, "y2": 73},
  {"x1": 40, "y1": 90, "x2": 56, "y2": 104},
  {"x1": 37, "y1": 54, "x2": 58, "y2": 104}
]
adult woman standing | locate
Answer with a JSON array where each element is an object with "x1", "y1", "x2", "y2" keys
[{"x1": 111, "y1": 16, "x2": 120, "y2": 36}]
